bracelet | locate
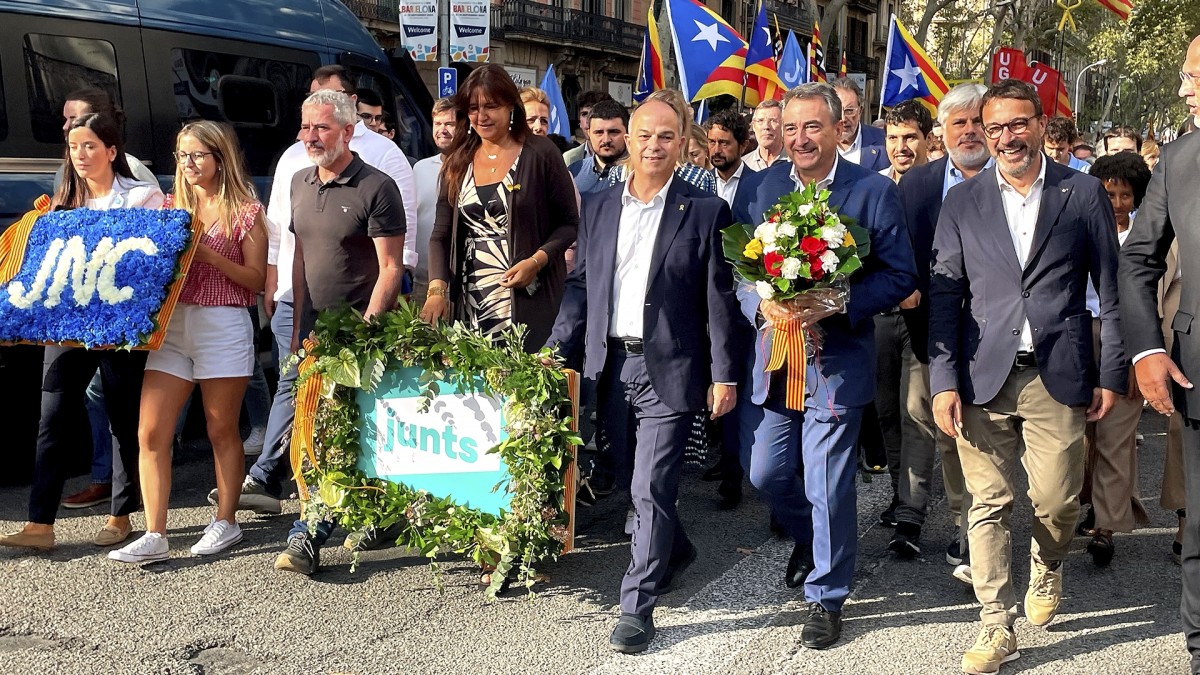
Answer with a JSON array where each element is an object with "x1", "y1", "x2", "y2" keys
[
  {"x1": 428, "y1": 286, "x2": 448, "y2": 297},
  {"x1": 531, "y1": 252, "x2": 546, "y2": 270}
]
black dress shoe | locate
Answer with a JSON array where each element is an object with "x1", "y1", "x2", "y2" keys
[
  {"x1": 879, "y1": 495, "x2": 900, "y2": 528},
  {"x1": 717, "y1": 478, "x2": 742, "y2": 510},
  {"x1": 800, "y1": 602, "x2": 842, "y2": 649},
  {"x1": 1087, "y1": 530, "x2": 1115, "y2": 567},
  {"x1": 888, "y1": 522, "x2": 921, "y2": 559},
  {"x1": 785, "y1": 543, "x2": 815, "y2": 588},
  {"x1": 701, "y1": 463, "x2": 725, "y2": 482},
  {"x1": 609, "y1": 613, "x2": 655, "y2": 653},
  {"x1": 661, "y1": 543, "x2": 698, "y2": 594}
]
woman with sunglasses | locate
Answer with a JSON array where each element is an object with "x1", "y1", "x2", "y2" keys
[{"x1": 109, "y1": 121, "x2": 267, "y2": 563}]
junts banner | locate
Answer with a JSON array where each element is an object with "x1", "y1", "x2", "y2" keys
[
  {"x1": 450, "y1": 0, "x2": 490, "y2": 62},
  {"x1": 398, "y1": 0, "x2": 439, "y2": 62}
]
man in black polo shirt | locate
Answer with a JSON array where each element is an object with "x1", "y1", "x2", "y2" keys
[{"x1": 274, "y1": 89, "x2": 406, "y2": 576}]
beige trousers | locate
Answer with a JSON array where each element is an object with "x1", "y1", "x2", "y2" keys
[{"x1": 957, "y1": 365, "x2": 1086, "y2": 626}]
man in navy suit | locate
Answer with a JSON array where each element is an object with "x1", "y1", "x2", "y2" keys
[
  {"x1": 928, "y1": 80, "x2": 1125, "y2": 674},
  {"x1": 548, "y1": 99, "x2": 741, "y2": 654},
  {"x1": 890, "y1": 84, "x2": 992, "y2": 577},
  {"x1": 831, "y1": 78, "x2": 889, "y2": 171},
  {"x1": 738, "y1": 82, "x2": 918, "y2": 649}
]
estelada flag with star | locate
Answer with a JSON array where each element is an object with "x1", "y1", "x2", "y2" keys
[
  {"x1": 880, "y1": 15, "x2": 949, "y2": 112},
  {"x1": 746, "y1": 0, "x2": 784, "y2": 102},
  {"x1": 665, "y1": 0, "x2": 760, "y2": 104}
]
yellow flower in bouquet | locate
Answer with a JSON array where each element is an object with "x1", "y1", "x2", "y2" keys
[{"x1": 743, "y1": 238, "x2": 764, "y2": 260}]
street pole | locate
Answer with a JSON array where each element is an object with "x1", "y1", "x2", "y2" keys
[
  {"x1": 440, "y1": 0, "x2": 450, "y2": 68},
  {"x1": 1073, "y1": 58, "x2": 1107, "y2": 123}
]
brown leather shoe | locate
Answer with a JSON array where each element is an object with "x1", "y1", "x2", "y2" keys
[
  {"x1": 62, "y1": 483, "x2": 112, "y2": 509},
  {"x1": 0, "y1": 529, "x2": 55, "y2": 550},
  {"x1": 94, "y1": 522, "x2": 133, "y2": 547}
]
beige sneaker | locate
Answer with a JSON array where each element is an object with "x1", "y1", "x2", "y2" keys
[
  {"x1": 1024, "y1": 559, "x2": 1063, "y2": 627},
  {"x1": 961, "y1": 624, "x2": 1020, "y2": 674}
]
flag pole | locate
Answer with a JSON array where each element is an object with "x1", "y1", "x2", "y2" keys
[
  {"x1": 739, "y1": 0, "x2": 758, "y2": 114},
  {"x1": 877, "y1": 14, "x2": 895, "y2": 120}
]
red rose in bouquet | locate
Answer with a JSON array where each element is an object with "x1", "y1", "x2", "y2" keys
[
  {"x1": 800, "y1": 236, "x2": 827, "y2": 256},
  {"x1": 763, "y1": 251, "x2": 785, "y2": 277}
]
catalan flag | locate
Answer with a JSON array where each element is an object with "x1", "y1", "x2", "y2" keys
[
  {"x1": 665, "y1": 0, "x2": 761, "y2": 105},
  {"x1": 809, "y1": 19, "x2": 827, "y2": 83},
  {"x1": 633, "y1": 8, "x2": 665, "y2": 103},
  {"x1": 839, "y1": 51, "x2": 847, "y2": 77},
  {"x1": 1095, "y1": 0, "x2": 1133, "y2": 20},
  {"x1": 746, "y1": 1, "x2": 784, "y2": 102},
  {"x1": 880, "y1": 15, "x2": 949, "y2": 112}
]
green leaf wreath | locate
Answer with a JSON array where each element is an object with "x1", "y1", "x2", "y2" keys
[{"x1": 293, "y1": 301, "x2": 581, "y2": 599}]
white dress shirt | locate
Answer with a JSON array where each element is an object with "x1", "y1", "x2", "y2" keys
[
  {"x1": 996, "y1": 157, "x2": 1047, "y2": 352},
  {"x1": 266, "y1": 121, "x2": 419, "y2": 303},
  {"x1": 838, "y1": 127, "x2": 862, "y2": 165},
  {"x1": 791, "y1": 154, "x2": 839, "y2": 192},
  {"x1": 609, "y1": 178, "x2": 673, "y2": 338},
  {"x1": 714, "y1": 163, "x2": 745, "y2": 206},
  {"x1": 412, "y1": 153, "x2": 444, "y2": 290}
]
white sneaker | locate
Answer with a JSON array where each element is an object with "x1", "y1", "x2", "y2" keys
[
  {"x1": 953, "y1": 563, "x2": 974, "y2": 586},
  {"x1": 243, "y1": 427, "x2": 266, "y2": 456},
  {"x1": 624, "y1": 508, "x2": 635, "y2": 535},
  {"x1": 108, "y1": 532, "x2": 169, "y2": 563},
  {"x1": 190, "y1": 519, "x2": 243, "y2": 555}
]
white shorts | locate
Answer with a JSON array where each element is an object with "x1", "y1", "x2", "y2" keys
[{"x1": 145, "y1": 304, "x2": 254, "y2": 382}]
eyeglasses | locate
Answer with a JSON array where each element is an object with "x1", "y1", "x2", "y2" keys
[
  {"x1": 1182, "y1": 71, "x2": 1200, "y2": 85},
  {"x1": 983, "y1": 117, "x2": 1032, "y2": 139},
  {"x1": 358, "y1": 112, "x2": 385, "y2": 123},
  {"x1": 174, "y1": 151, "x2": 214, "y2": 164},
  {"x1": 842, "y1": 106, "x2": 861, "y2": 117}
]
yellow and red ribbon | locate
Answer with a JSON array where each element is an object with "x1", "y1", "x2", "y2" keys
[
  {"x1": 290, "y1": 338, "x2": 324, "y2": 501},
  {"x1": 764, "y1": 324, "x2": 807, "y2": 411},
  {"x1": 0, "y1": 195, "x2": 51, "y2": 286}
]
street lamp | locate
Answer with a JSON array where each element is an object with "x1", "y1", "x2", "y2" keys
[{"x1": 1074, "y1": 58, "x2": 1108, "y2": 121}]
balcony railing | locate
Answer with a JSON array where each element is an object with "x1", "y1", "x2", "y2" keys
[
  {"x1": 491, "y1": 0, "x2": 643, "y2": 56},
  {"x1": 343, "y1": 0, "x2": 399, "y2": 23}
]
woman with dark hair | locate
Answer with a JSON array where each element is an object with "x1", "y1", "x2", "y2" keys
[
  {"x1": 1078, "y1": 150, "x2": 1153, "y2": 566},
  {"x1": 421, "y1": 64, "x2": 579, "y2": 351},
  {"x1": 0, "y1": 113, "x2": 163, "y2": 552},
  {"x1": 59, "y1": 88, "x2": 157, "y2": 185}
]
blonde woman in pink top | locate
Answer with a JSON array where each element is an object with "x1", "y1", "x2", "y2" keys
[{"x1": 110, "y1": 121, "x2": 267, "y2": 564}]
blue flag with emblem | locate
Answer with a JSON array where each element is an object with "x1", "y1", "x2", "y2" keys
[
  {"x1": 778, "y1": 30, "x2": 807, "y2": 89},
  {"x1": 540, "y1": 64, "x2": 571, "y2": 138}
]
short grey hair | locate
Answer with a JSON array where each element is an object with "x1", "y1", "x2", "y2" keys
[
  {"x1": 302, "y1": 90, "x2": 356, "y2": 127},
  {"x1": 937, "y1": 83, "x2": 987, "y2": 123},
  {"x1": 829, "y1": 77, "x2": 863, "y2": 104},
  {"x1": 754, "y1": 98, "x2": 783, "y2": 113},
  {"x1": 782, "y1": 83, "x2": 843, "y2": 123}
]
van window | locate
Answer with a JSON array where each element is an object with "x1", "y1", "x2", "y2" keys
[
  {"x1": 0, "y1": 52, "x2": 7, "y2": 141},
  {"x1": 349, "y1": 68, "x2": 423, "y2": 162},
  {"x1": 24, "y1": 35, "x2": 119, "y2": 144},
  {"x1": 170, "y1": 48, "x2": 312, "y2": 175}
]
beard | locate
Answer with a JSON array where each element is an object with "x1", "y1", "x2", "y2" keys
[
  {"x1": 996, "y1": 140, "x2": 1036, "y2": 178},
  {"x1": 946, "y1": 141, "x2": 991, "y2": 170},
  {"x1": 307, "y1": 142, "x2": 345, "y2": 169}
]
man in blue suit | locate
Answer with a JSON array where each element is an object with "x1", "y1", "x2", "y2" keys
[
  {"x1": 831, "y1": 78, "x2": 889, "y2": 171},
  {"x1": 738, "y1": 82, "x2": 918, "y2": 649},
  {"x1": 928, "y1": 80, "x2": 1124, "y2": 674},
  {"x1": 548, "y1": 99, "x2": 741, "y2": 654}
]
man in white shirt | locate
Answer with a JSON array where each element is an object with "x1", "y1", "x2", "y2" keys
[
  {"x1": 547, "y1": 99, "x2": 740, "y2": 654},
  {"x1": 706, "y1": 109, "x2": 754, "y2": 207},
  {"x1": 928, "y1": 80, "x2": 1124, "y2": 674},
  {"x1": 412, "y1": 97, "x2": 456, "y2": 301},
  {"x1": 222, "y1": 65, "x2": 419, "y2": 514},
  {"x1": 742, "y1": 99, "x2": 788, "y2": 171}
]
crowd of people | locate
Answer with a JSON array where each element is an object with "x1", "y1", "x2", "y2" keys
[{"x1": 0, "y1": 32, "x2": 1199, "y2": 674}]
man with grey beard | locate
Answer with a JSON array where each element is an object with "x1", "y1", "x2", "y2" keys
[
  {"x1": 274, "y1": 88, "x2": 407, "y2": 576},
  {"x1": 890, "y1": 83, "x2": 993, "y2": 578}
]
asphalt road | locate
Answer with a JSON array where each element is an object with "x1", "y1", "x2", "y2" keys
[{"x1": 0, "y1": 412, "x2": 1191, "y2": 674}]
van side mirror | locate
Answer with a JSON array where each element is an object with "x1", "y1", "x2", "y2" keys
[{"x1": 216, "y1": 75, "x2": 279, "y2": 127}]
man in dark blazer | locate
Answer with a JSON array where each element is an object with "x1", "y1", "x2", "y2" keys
[
  {"x1": 547, "y1": 99, "x2": 741, "y2": 654},
  {"x1": 1118, "y1": 34, "x2": 1200, "y2": 674},
  {"x1": 928, "y1": 79, "x2": 1125, "y2": 675},
  {"x1": 831, "y1": 78, "x2": 889, "y2": 171},
  {"x1": 890, "y1": 83, "x2": 992, "y2": 575},
  {"x1": 737, "y1": 83, "x2": 918, "y2": 650}
]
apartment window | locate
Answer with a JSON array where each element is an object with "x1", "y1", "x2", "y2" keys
[
  {"x1": 24, "y1": 34, "x2": 119, "y2": 144},
  {"x1": 581, "y1": 0, "x2": 602, "y2": 13}
]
